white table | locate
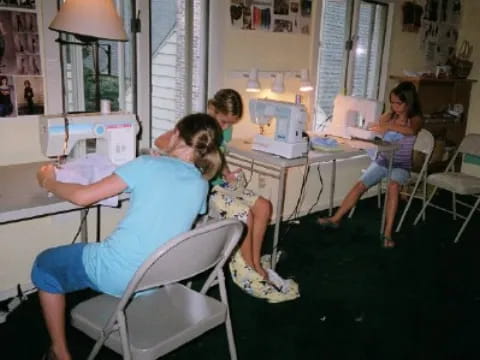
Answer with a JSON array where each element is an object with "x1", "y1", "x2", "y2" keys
[
  {"x1": 226, "y1": 138, "x2": 397, "y2": 268},
  {"x1": 0, "y1": 161, "x2": 126, "y2": 242}
]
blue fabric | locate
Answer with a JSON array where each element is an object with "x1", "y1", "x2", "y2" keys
[
  {"x1": 31, "y1": 244, "x2": 98, "y2": 294},
  {"x1": 82, "y1": 155, "x2": 208, "y2": 297},
  {"x1": 360, "y1": 162, "x2": 410, "y2": 188}
]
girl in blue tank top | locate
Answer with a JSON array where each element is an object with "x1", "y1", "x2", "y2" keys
[{"x1": 318, "y1": 81, "x2": 423, "y2": 248}]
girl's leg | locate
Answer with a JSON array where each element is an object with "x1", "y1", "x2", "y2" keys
[
  {"x1": 240, "y1": 196, "x2": 272, "y2": 279},
  {"x1": 38, "y1": 290, "x2": 72, "y2": 360},
  {"x1": 384, "y1": 181, "x2": 400, "y2": 247},
  {"x1": 319, "y1": 181, "x2": 368, "y2": 224}
]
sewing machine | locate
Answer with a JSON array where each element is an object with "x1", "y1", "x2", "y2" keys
[
  {"x1": 250, "y1": 99, "x2": 308, "y2": 159},
  {"x1": 325, "y1": 95, "x2": 383, "y2": 140},
  {"x1": 39, "y1": 112, "x2": 138, "y2": 166}
]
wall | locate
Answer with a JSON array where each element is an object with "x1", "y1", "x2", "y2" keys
[
  {"x1": 0, "y1": 2, "x2": 124, "y2": 299},
  {"x1": 458, "y1": 0, "x2": 480, "y2": 176}
]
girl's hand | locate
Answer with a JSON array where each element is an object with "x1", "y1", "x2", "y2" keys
[
  {"x1": 37, "y1": 164, "x2": 56, "y2": 189},
  {"x1": 368, "y1": 123, "x2": 387, "y2": 134},
  {"x1": 224, "y1": 168, "x2": 241, "y2": 183}
]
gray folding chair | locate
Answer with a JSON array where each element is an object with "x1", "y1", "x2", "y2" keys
[
  {"x1": 414, "y1": 133, "x2": 480, "y2": 243},
  {"x1": 71, "y1": 219, "x2": 244, "y2": 360},
  {"x1": 395, "y1": 129, "x2": 435, "y2": 232}
]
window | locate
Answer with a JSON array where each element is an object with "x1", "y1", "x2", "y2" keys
[
  {"x1": 314, "y1": 0, "x2": 391, "y2": 129},
  {"x1": 150, "y1": 0, "x2": 205, "y2": 143},
  {"x1": 62, "y1": 1, "x2": 134, "y2": 114}
]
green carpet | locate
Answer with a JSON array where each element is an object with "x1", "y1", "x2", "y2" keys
[{"x1": 1, "y1": 194, "x2": 479, "y2": 360}]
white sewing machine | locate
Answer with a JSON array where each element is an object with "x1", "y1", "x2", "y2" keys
[
  {"x1": 39, "y1": 112, "x2": 139, "y2": 166},
  {"x1": 250, "y1": 99, "x2": 308, "y2": 159},
  {"x1": 325, "y1": 95, "x2": 383, "y2": 140}
]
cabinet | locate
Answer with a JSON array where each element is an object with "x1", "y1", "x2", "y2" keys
[{"x1": 390, "y1": 76, "x2": 476, "y2": 171}]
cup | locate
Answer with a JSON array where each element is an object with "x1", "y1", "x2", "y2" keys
[{"x1": 100, "y1": 99, "x2": 111, "y2": 114}]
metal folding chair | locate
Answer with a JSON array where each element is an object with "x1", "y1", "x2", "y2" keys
[
  {"x1": 414, "y1": 133, "x2": 480, "y2": 243},
  {"x1": 71, "y1": 219, "x2": 244, "y2": 360}
]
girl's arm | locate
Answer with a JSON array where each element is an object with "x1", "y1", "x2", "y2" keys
[
  {"x1": 37, "y1": 164, "x2": 127, "y2": 207},
  {"x1": 154, "y1": 130, "x2": 174, "y2": 151},
  {"x1": 384, "y1": 115, "x2": 423, "y2": 136}
]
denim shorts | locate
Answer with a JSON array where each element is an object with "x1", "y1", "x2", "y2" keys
[
  {"x1": 31, "y1": 243, "x2": 98, "y2": 294},
  {"x1": 359, "y1": 162, "x2": 410, "y2": 188}
]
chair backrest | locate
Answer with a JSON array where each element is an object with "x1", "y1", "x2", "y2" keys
[
  {"x1": 414, "y1": 129, "x2": 435, "y2": 156},
  {"x1": 458, "y1": 133, "x2": 480, "y2": 157},
  {"x1": 123, "y1": 219, "x2": 243, "y2": 297}
]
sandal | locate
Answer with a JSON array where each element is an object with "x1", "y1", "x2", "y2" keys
[
  {"x1": 316, "y1": 218, "x2": 340, "y2": 229},
  {"x1": 382, "y1": 235, "x2": 395, "y2": 248},
  {"x1": 41, "y1": 349, "x2": 57, "y2": 360}
]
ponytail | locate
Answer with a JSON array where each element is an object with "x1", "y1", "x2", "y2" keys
[{"x1": 175, "y1": 113, "x2": 223, "y2": 180}]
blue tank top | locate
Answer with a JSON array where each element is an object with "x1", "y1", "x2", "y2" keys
[{"x1": 375, "y1": 117, "x2": 417, "y2": 170}]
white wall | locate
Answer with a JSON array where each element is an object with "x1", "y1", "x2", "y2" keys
[{"x1": 0, "y1": 2, "x2": 124, "y2": 299}]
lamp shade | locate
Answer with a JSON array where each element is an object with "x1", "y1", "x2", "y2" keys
[
  {"x1": 49, "y1": 0, "x2": 127, "y2": 41},
  {"x1": 246, "y1": 68, "x2": 261, "y2": 93}
]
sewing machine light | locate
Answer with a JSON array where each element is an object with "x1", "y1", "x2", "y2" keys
[
  {"x1": 246, "y1": 68, "x2": 261, "y2": 93},
  {"x1": 299, "y1": 69, "x2": 314, "y2": 92},
  {"x1": 271, "y1": 72, "x2": 285, "y2": 93}
]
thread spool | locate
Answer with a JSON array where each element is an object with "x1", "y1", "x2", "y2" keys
[{"x1": 100, "y1": 99, "x2": 111, "y2": 114}]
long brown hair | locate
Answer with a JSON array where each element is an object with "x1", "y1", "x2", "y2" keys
[
  {"x1": 207, "y1": 88, "x2": 243, "y2": 118},
  {"x1": 175, "y1": 113, "x2": 223, "y2": 180}
]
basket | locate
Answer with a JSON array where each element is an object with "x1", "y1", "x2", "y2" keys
[{"x1": 449, "y1": 56, "x2": 473, "y2": 79}]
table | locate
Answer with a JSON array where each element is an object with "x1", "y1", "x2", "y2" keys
[
  {"x1": 226, "y1": 138, "x2": 398, "y2": 268},
  {"x1": 0, "y1": 161, "x2": 126, "y2": 242}
]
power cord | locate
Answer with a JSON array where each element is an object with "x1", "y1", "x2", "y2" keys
[{"x1": 71, "y1": 208, "x2": 90, "y2": 244}]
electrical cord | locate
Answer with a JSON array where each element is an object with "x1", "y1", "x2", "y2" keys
[{"x1": 71, "y1": 208, "x2": 90, "y2": 244}]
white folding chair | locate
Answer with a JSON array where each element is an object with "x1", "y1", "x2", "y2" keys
[
  {"x1": 395, "y1": 129, "x2": 435, "y2": 232},
  {"x1": 71, "y1": 219, "x2": 244, "y2": 360},
  {"x1": 414, "y1": 133, "x2": 480, "y2": 243}
]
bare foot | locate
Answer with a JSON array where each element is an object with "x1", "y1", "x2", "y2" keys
[
  {"x1": 383, "y1": 235, "x2": 395, "y2": 248},
  {"x1": 316, "y1": 217, "x2": 340, "y2": 229},
  {"x1": 253, "y1": 264, "x2": 268, "y2": 280}
]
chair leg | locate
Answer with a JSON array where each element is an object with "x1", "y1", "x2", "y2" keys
[
  {"x1": 87, "y1": 334, "x2": 107, "y2": 360},
  {"x1": 218, "y1": 270, "x2": 237, "y2": 360},
  {"x1": 453, "y1": 196, "x2": 480, "y2": 243},
  {"x1": 377, "y1": 181, "x2": 382, "y2": 208},
  {"x1": 396, "y1": 177, "x2": 422, "y2": 232},
  {"x1": 452, "y1": 192, "x2": 457, "y2": 220},
  {"x1": 348, "y1": 206, "x2": 356, "y2": 218},
  {"x1": 414, "y1": 185, "x2": 438, "y2": 225},
  {"x1": 422, "y1": 175, "x2": 427, "y2": 221}
]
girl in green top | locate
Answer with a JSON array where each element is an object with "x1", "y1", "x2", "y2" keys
[{"x1": 155, "y1": 89, "x2": 298, "y2": 302}]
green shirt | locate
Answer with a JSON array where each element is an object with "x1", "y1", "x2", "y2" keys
[{"x1": 211, "y1": 127, "x2": 233, "y2": 186}]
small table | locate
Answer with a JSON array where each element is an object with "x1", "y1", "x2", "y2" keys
[{"x1": 226, "y1": 138, "x2": 397, "y2": 268}]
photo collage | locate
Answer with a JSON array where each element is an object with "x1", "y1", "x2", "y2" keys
[{"x1": 0, "y1": 0, "x2": 43, "y2": 118}]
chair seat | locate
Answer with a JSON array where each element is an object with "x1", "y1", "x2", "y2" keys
[
  {"x1": 71, "y1": 284, "x2": 227, "y2": 360},
  {"x1": 428, "y1": 172, "x2": 480, "y2": 195}
]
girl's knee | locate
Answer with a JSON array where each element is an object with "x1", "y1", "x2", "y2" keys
[
  {"x1": 253, "y1": 197, "x2": 272, "y2": 218},
  {"x1": 387, "y1": 181, "x2": 401, "y2": 193}
]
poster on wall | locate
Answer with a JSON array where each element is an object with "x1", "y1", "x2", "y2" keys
[
  {"x1": 0, "y1": 0, "x2": 35, "y2": 10},
  {"x1": 230, "y1": 0, "x2": 312, "y2": 34},
  {"x1": 0, "y1": 7, "x2": 43, "y2": 118},
  {"x1": 419, "y1": 0, "x2": 462, "y2": 66}
]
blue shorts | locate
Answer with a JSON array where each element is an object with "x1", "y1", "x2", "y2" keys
[
  {"x1": 359, "y1": 162, "x2": 410, "y2": 188},
  {"x1": 31, "y1": 243, "x2": 98, "y2": 294}
]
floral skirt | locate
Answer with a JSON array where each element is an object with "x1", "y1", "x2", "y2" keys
[
  {"x1": 209, "y1": 183, "x2": 259, "y2": 223},
  {"x1": 229, "y1": 250, "x2": 300, "y2": 303}
]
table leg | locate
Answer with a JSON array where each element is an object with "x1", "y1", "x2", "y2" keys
[
  {"x1": 329, "y1": 159, "x2": 336, "y2": 216},
  {"x1": 272, "y1": 167, "x2": 287, "y2": 270},
  {"x1": 380, "y1": 150, "x2": 394, "y2": 236},
  {"x1": 96, "y1": 205, "x2": 101, "y2": 242}
]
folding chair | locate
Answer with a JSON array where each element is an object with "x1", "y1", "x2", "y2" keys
[
  {"x1": 349, "y1": 129, "x2": 435, "y2": 227},
  {"x1": 414, "y1": 133, "x2": 480, "y2": 243},
  {"x1": 71, "y1": 219, "x2": 244, "y2": 360},
  {"x1": 395, "y1": 129, "x2": 435, "y2": 232}
]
